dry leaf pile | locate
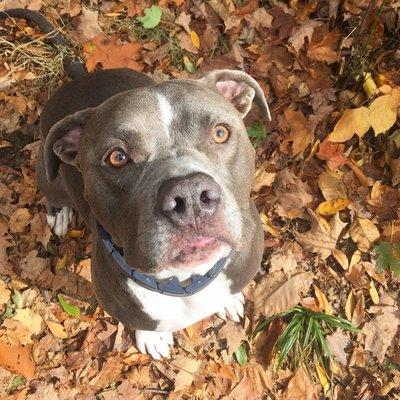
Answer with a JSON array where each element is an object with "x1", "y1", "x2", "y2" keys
[{"x1": 1, "y1": 0, "x2": 400, "y2": 399}]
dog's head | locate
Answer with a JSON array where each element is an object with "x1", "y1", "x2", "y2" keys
[{"x1": 44, "y1": 70, "x2": 270, "y2": 275}]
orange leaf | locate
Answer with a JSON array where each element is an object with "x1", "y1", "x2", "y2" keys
[
  {"x1": 83, "y1": 33, "x2": 143, "y2": 72},
  {"x1": 316, "y1": 139, "x2": 347, "y2": 169},
  {"x1": 0, "y1": 342, "x2": 35, "y2": 378}
]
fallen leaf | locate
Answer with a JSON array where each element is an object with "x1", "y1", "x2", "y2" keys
[
  {"x1": 316, "y1": 198, "x2": 350, "y2": 216},
  {"x1": 254, "y1": 271, "x2": 314, "y2": 317},
  {"x1": 83, "y1": 34, "x2": 143, "y2": 72},
  {"x1": 364, "y1": 311, "x2": 399, "y2": 363},
  {"x1": 326, "y1": 329, "x2": 350, "y2": 365},
  {"x1": 219, "y1": 320, "x2": 246, "y2": 357},
  {"x1": 172, "y1": 355, "x2": 201, "y2": 391},
  {"x1": 190, "y1": 31, "x2": 200, "y2": 49},
  {"x1": 76, "y1": 7, "x2": 102, "y2": 40},
  {"x1": 314, "y1": 358, "x2": 330, "y2": 394},
  {"x1": 282, "y1": 365, "x2": 320, "y2": 400},
  {"x1": 137, "y1": 5, "x2": 162, "y2": 29},
  {"x1": 284, "y1": 109, "x2": 313, "y2": 156},
  {"x1": 369, "y1": 87, "x2": 400, "y2": 135},
  {"x1": 45, "y1": 320, "x2": 68, "y2": 339},
  {"x1": 253, "y1": 168, "x2": 275, "y2": 192},
  {"x1": 316, "y1": 139, "x2": 348, "y2": 169},
  {"x1": 349, "y1": 217, "x2": 380, "y2": 252},
  {"x1": 307, "y1": 26, "x2": 340, "y2": 64},
  {"x1": 369, "y1": 280, "x2": 379, "y2": 304},
  {"x1": 275, "y1": 168, "x2": 313, "y2": 219},
  {"x1": 0, "y1": 279, "x2": 11, "y2": 311},
  {"x1": 295, "y1": 210, "x2": 347, "y2": 259},
  {"x1": 8, "y1": 208, "x2": 32, "y2": 234},
  {"x1": 289, "y1": 20, "x2": 319, "y2": 53},
  {"x1": 314, "y1": 286, "x2": 333, "y2": 314},
  {"x1": 0, "y1": 342, "x2": 35, "y2": 378},
  {"x1": 318, "y1": 171, "x2": 347, "y2": 201},
  {"x1": 12, "y1": 308, "x2": 43, "y2": 337},
  {"x1": 175, "y1": 11, "x2": 191, "y2": 34},
  {"x1": 328, "y1": 107, "x2": 370, "y2": 142}
]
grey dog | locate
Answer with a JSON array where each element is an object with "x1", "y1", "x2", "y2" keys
[{"x1": 1, "y1": 9, "x2": 270, "y2": 358}]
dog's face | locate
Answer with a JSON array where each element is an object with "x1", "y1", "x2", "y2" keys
[{"x1": 44, "y1": 70, "x2": 270, "y2": 275}]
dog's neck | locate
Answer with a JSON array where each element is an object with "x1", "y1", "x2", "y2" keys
[{"x1": 96, "y1": 221, "x2": 232, "y2": 297}]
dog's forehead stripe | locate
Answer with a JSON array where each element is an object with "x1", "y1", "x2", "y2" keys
[{"x1": 157, "y1": 93, "x2": 173, "y2": 137}]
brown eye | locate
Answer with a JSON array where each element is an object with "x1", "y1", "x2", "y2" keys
[
  {"x1": 107, "y1": 149, "x2": 128, "y2": 168},
  {"x1": 212, "y1": 125, "x2": 230, "y2": 143}
]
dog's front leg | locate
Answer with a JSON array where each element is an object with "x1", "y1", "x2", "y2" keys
[{"x1": 135, "y1": 330, "x2": 174, "y2": 359}]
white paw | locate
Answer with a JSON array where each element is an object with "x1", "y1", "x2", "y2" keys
[
  {"x1": 47, "y1": 206, "x2": 74, "y2": 237},
  {"x1": 217, "y1": 292, "x2": 245, "y2": 322},
  {"x1": 135, "y1": 330, "x2": 174, "y2": 360}
]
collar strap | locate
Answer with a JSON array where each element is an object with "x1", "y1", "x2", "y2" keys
[{"x1": 96, "y1": 221, "x2": 231, "y2": 297}]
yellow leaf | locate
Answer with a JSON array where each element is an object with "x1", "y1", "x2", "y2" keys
[
  {"x1": 328, "y1": 107, "x2": 370, "y2": 143},
  {"x1": 345, "y1": 290, "x2": 355, "y2": 320},
  {"x1": 350, "y1": 250, "x2": 362, "y2": 268},
  {"x1": 45, "y1": 320, "x2": 68, "y2": 339},
  {"x1": 56, "y1": 254, "x2": 68, "y2": 270},
  {"x1": 316, "y1": 198, "x2": 350, "y2": 216},
  {"x1": 349, "y1": 217, "x2": 380, "y2": 252},
  {"x1": 314, "y1": 358, "x2": 330, "y2": 394},
  {"x1": 363, "y1": 72, "x2": 378, "y2": 98},
  {"x1": 369, "y1": 281, "x2": 379, "y2": 305},
  {"x1": 332, "y1": 248, "x2": 349, "y2": 270},
  {"x1": 12, "y1": 308, "x2": 43, "y2": 336},
  {"x1": 369, "y1": 88, "x2": 400, "y2": 135},
  {"x1": 314, "y1": 286, "x2": 333, "y2": 315},
  {"x1": 69, "y1": 229, "x2": 84, "y2": 238},
  {"x1": 260, "y1": 212, "x2": 280, "y2": 237},
  {"x1": 190, "y1": 30, "x2": 200, "y2": 49}
]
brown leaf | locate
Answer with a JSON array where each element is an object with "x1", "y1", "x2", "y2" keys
[
  {"x1": 172, "y1": 355, "x2": 202, "y2": 391},
  {"x1": 295, "y1": 210, "x2": 347, "y2": 259},
  {"x1": 83, "y1": 34, "x2": 143, "y2": 72},
  {"x1": 289, "y1": 21, "x2": 319, "y2": 53},
  {"x1": 349, "y1": 217, "x2": 380, "y2": 252},
  {"x1": 253, "y1": 318, "x2": 284, "y2": 367},
  {"x1": 284, "y1": 109, "x2": 314, "y2": 156},
  {"x1": 0, "y1": 279, "x2": 11, "y2": 311},
  {"x1": 316, "y1": 139, "x2": 348, "y2": 169},
  {"x1": 282, "y1": 366, "x2": 320, "y2": 400},
  {"x1": 307, "y1": 26, "x2": 340, "y2": 64},
  {"x1": 0, "y1": 342, "x2": 35, "y2": 378},
  {"x1": 275, "y1": 168, "x2": 313, "y2": 219},
  {"x1": 76, "y1": 7, "x2": 102, "y2": 41},
  {"x1": 219, "y1": 320, "x2": 246, "y2": 357},
  {"x1": 328, "y1": 107, "x2": 370, "y2": 142},
  {"x1": 364, "y1": 312, "x2": 399, "y2": 363},
  {"x1": 318, "y1": 171, "x2": 347, "y2": 201},
  {"x1": 254, "y1": 271, "x2": 314, "y2": 317},
  {"x1": 9, "y1": 207, "x2": 32, "y2": 233},
  {"x1": 175, "y1": 11, "x2": 191, "y2": 34},
  {"x1": 326, "y1": 330, "x2": 350, "y2": 365}
]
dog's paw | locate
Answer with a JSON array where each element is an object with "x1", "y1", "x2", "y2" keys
[
  {"x1": 46, "y1": 206, "x2": 74, "y2": 237},
  {"x1": 217, "y1": 292, "x2": 244, "y2": 322},
  {"x1": 135, "y1": 330, "x2": 174, "y2": 360}
]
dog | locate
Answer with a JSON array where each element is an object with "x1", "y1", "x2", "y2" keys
[{"x1": 1, "y1": 9, "x2": 270, "y2": 359}]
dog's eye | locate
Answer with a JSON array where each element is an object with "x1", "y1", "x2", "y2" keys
[
  {"x1": 107, "y1": 149, "x2": 128, "y2": 168},
  {"x1": 211, "y1": 125, "x2": 230, "y2": 144}
]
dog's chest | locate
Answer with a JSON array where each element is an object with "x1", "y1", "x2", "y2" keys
[{"x1": 125, "y1": 273, "x2": 233, "y2": 332}]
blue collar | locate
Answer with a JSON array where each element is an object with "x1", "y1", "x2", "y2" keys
[{"x1": 96, "y1": 222, "x2": 232, "y2": 297}]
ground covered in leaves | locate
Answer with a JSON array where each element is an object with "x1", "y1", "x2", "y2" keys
[{"x1": 1, "y1": 0, "x2": 400, "y2": 399}]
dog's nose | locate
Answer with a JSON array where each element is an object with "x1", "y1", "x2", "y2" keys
[{"x1": 158, "y1": 173, "x2": 221, "y2": 227}]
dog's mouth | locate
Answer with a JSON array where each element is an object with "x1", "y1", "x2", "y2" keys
[{"x1": 170, "y1": 236, "x2": 225, "y2": 266}]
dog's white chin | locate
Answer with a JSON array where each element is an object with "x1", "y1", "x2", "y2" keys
[{"x1": 154, "y1": 244, "x2": 232, "y2": 282}]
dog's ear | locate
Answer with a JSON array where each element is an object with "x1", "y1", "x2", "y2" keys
[
  {"x1": 44, "y1": 108, "x2": 94, "y2": 182},
  {"x1": 199, "y1": 70, "x2": 271, "y2": 120}
]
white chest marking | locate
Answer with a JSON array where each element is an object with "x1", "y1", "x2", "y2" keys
[
  {"x1": 157, "y1": 93, "x2": 173, "y2": 138},
  {"x1": 126, "y1": 271, "x2": 233, "y2": 332}
]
